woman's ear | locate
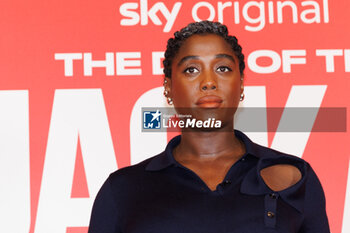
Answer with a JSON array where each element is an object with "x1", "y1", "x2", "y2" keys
[
  {"x1": 163, "y1": 77, "x2": 173, "y2": 105},
  {"x1": 240, "y1": 75, "x2": 244, "y2": 94}
]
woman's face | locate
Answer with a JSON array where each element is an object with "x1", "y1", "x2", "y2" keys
[{"x1": 165, "y1": 34, "x2": 243, "y2": 125}]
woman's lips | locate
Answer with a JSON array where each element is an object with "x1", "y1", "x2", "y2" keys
[{"x1": 195, "y1": 95, "x2": 223, "y2": 108}]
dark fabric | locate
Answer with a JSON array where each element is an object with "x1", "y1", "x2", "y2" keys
[{"x1": 88, "y1": 130, "x2": 330, "y2": 233}]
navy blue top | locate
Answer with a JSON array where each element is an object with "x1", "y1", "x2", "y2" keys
[{"x1": 88, "y1": 130, "x2": 330, "y2": 233}]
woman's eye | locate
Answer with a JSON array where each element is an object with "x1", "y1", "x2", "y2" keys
[
  {"x1": 184, "y1": 67, "x2": 199, "y2": 74},
  {"x1": 217, "y1": 66, "x2": 232, "y2": 72}
]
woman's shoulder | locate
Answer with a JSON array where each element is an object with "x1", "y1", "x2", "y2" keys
[
  {"x1": 107, "y1": 151, "x2": 165, "y2": 185},
  {"x1": 250, "y1": 139, "x2": 310, "y2": 169},
  {"x1": 235, "y1": 130, "x2": 309, "y2": 167}
]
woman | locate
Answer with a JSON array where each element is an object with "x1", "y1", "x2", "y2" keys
[{"x1": 88, "y1": 21, "x2": 330, "y2": 233}]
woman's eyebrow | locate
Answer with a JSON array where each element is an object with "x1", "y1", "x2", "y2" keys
[
  {"x1": 177, "y1": 54, "x2": 235, "y2": 66},
  {"x1": 177, "y1": 55, "x2": 199, "y2": 66},
  {"x1": 215, "y1": 54, "x2": 235, "y2": 63}
]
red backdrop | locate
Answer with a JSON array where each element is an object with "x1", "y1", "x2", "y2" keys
[{"x1": 1, "y1": 0, "x2": 349, "y2": 233}]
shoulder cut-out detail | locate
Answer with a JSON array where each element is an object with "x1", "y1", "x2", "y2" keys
[{"x1": 260, "y1": 164, "x2": 302, "y2": 192}]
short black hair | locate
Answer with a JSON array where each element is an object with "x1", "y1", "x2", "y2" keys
[{"x1": 163, "y1": 21, "x2": 245, "y2": 78}]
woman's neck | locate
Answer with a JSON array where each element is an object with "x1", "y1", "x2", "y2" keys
[{"x1": 174, "y1": 130, "x2": 245, "y2": 161}]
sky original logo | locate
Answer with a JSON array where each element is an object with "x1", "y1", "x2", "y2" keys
[{"x1": 119, "y1": 0, "x2": 329, "y2": 32}]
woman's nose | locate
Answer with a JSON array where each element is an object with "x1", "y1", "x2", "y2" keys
[
  {"x1": 200, "y1": 72, "x2": 217, "y2": 91},
  {"x1": 201, "y1": 84, "x2": 216, "y2": 90}
]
